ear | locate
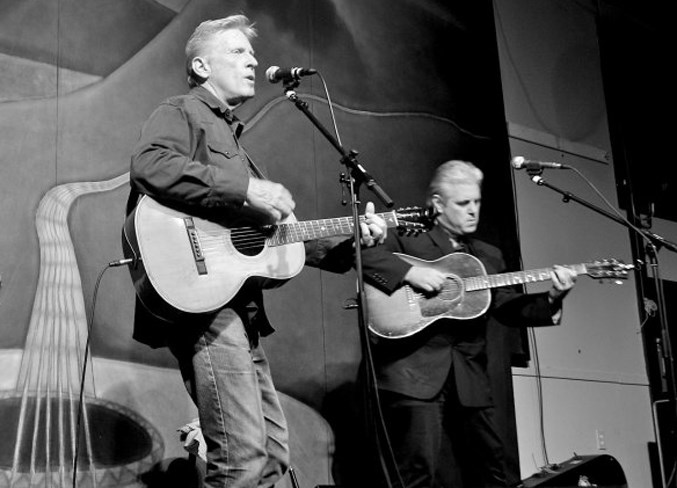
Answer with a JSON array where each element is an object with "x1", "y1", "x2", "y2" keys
[
  {"x1": 191, "y1": 56, "x2": 211, "y2": 80},
  {"x1": 431, "y1": 194, "x2": 445, "y2": 214}
]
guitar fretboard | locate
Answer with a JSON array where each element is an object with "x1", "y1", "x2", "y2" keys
[
  {"x1": 464, "y1": 264, "x2": 588, "y2": 291},
  {"x1": 267, "y1": 212, "x2": 400, "y2": 245}
]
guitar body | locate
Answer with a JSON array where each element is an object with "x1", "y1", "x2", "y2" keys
[
  {"x1": 366, "y1": 252, "x2": 631, "y2": 339},
  {"x1": 122, "y1": 196, "x2": 305, "y2": 320},
  {"x1": 366, "y1": 253, "x2": 491, "y2": 339}
]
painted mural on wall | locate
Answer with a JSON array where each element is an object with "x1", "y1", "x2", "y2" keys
[
  {"x1": 0, "y1": 178, "x2": 164, "y2": 486},
  {"x1": 0, "y1": 0, "x2": 510, "y2": 485}
]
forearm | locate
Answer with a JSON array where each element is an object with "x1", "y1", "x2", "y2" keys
[
  {"x1": 360, "y1": 243, "x2": 413, "y2": 294},
  {"x1": 304, "y1": 237, "x2": 354, "y2": 273},
  {"x1": 493, "y1": 290, "x2": 561, "y2": 327}
]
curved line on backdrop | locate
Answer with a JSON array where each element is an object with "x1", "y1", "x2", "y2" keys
[{"x1": 246, "y1": 94, "x2": 493, "y2": 141}]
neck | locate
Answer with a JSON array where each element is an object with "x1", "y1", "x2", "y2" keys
[{"x1": 202, "y1": 82, "x2": 242, "y2": 110}]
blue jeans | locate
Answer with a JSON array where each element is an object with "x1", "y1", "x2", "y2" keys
[{"x1": 170, "y1": 308, "x2": 290, "y2": 487}]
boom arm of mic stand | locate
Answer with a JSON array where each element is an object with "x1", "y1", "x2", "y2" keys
[
  {"x1": 529, "y1": 173, "x2": 677, "y2": 425},
  {"x1": 283, "y1": 87, "x2": 393, "y2": 208},
  {"x1": 530, "y1": 174, "x2": 629, "y2": 228},
  {"x1": 530, "y1": 174, "x2": 677, "y2": 252}
]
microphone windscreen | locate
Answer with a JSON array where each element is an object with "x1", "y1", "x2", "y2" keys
[
  {"x1": 510, "y1": 156, "x2": 526, "y2": 169},
  {"x1": 265, "y1": 66, "x2": 280, "y2": 82}
]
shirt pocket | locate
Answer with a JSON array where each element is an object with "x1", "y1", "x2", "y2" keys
[{"x1": 206, "y1": 142, "x2": 240, "y2": 166}]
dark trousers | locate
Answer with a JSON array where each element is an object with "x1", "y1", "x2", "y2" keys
[{"x1": 380, "y1": 367, "x2": 509, "y2": 488}]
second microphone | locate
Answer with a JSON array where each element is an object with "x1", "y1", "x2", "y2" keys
[{"x1": 511, "y1": 156, "x2": 569, "y2": 170}]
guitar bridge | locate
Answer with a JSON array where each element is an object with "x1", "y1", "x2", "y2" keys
[{"x1": 184, "y1": 217, "x2": 207, "y2": 275}]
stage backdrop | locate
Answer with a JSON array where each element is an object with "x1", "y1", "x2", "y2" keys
[{"x1": 0, "y1": 0, "x2": 523, "y2": 486}]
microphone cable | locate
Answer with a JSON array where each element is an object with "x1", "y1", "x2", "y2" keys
[
  {"x1": 71, "y1": 259, "x2": 128, "y2": 488},
  {"x1": 309, "y1": 70, "x2": 404, "y2": 488}
]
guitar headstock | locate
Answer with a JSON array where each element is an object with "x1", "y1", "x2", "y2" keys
[
  {"x1": 394, "y1": 206, "x2": 436, "y2": 236},
  {"x1": 585, "y1": 259, "x2": 634, "y2": 281}
]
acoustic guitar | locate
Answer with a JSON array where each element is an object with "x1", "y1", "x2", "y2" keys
[
  {"x1": 122, "y1": 195, "x2": 432, "y2": 321},
  {"x1": 365, "y1": 252, "x2": 633, "y2": 339}
]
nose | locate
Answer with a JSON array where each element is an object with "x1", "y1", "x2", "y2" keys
[{"x1": 247, "y1": 51, "x2": 258, "y2": 68}]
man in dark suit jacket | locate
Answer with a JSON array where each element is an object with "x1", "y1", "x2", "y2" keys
[{"x1": 361, "y1": 160, "x2": 577, "y2": 487}]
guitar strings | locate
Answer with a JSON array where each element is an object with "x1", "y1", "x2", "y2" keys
[
  {"x1": 191, "y1": 209, "x2": 422, "y2": 253},
  {"x1": 195, "y1": 224, "x2": 354, "y2": 251},
  {"x1": 189, "y1": 212, "x2": 411, "y2": 253}
]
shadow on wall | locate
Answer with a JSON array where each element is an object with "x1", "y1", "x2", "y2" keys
[
  {"x1": 323, "y1": 380, "x2": 380, "y2": 487},
  {"x1": 140, "y1": 457, "x2": 201, "y2": 488}
]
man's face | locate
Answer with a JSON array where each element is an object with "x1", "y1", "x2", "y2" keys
[
  {"x1": 432, "y1": 182, "x2": 481, "y2": 236},
  {"x1": 201, "y1": 29, "x2": 257, "y2": 106}
]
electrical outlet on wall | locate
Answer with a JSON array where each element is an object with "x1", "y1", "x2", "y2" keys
[{"x1": 596, "y1": 429, "x2": 607, "y2": 450}]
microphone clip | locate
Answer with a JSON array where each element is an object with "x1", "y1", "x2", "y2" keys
[
  {"x1": 282, "y1": 78, "x2": 301, "y2": 91},
  {"x1": 525, "y1": 165, "x2": 545, "y2": 176}
]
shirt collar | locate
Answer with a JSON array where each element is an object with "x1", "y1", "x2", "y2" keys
[
  {"x1": 190, "y1": 86, "x2": 245, "y2": 135},
  {"x1": 435, "y1": 224, "x2": 468, "y2": 251}
]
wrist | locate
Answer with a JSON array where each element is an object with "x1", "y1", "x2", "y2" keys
[{"x1": 548, "y1": 288, "x2": 568, "y2": 305}]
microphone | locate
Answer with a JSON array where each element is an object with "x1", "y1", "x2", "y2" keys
[
  {"x1": 265, "y1": 65, "x2": 317, "y2": 84},
  {"x1": 109, "y1": 258, "x2": 135, "y2": 267},
  {"x1": 510, "y1": 156, "x2": 568, "y2": 170}
]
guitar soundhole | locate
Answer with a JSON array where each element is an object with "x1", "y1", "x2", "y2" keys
[
  {"x1": 230, "y1": 227, "x2": 269, "y2": 256},
  {"x1": 438, "y1": 275, "x2": 463, "y2": 302}
]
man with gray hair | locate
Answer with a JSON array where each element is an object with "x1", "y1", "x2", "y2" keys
[
  {"x1": 126, "y1": 15, "x2": 387, "y2": 487},
  {"x1": 361, "y1": 160, "x2": 577, "y2": 487}
]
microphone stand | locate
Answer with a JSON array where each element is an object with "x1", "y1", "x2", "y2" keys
[
  {"x1": 278, "y1": 79, "x2": 397, "y2": 486},
  {"x1": 526, "y1": 170, "x2": 677, "y2": 486}
]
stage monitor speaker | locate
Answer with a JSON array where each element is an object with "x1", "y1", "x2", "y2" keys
[{"x1": 519, "y1": 454, "x2": 626, "y2": 487}]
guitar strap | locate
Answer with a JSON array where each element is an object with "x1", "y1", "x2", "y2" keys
[
  {"x1": 241, "y1": 147, "x2": 267, "y2": 181},
  {"x1": 228, "y1": 122, "x2": 268, "y2": 181}
]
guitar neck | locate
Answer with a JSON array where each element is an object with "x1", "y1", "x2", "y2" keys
[
  {"x1": 268, "y1": 212, "x2": 399, "y2": 245},
  {"x1": 464, "y1": 263, "x2": 589, "y2": 291}
]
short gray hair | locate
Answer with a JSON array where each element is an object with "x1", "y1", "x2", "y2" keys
[
  {"x1": 185, "y1": 15, "x2": 257, "y2": 87},
  {"x1": 427, "y1": 160, "x2": 483, "y2": 204}
]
